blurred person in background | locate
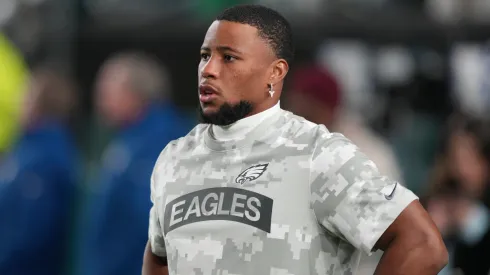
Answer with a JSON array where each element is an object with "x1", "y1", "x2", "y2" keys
[
  {"x1": 284, "y1": 64, "x2": 402, "y2": 181},
  {"x1": 0, "y1": 65, "x2": 79, "y2": 275},
  {"x1": 283, "y1": 64, "x2": 404, "y2": 275},
  {"x1": 77, "y1": 51, "x2": 193, "y2": 275},
  {"x1": 0, "y1": 33, "x2": 29, "y2": 158},
  {"x1": 426, "y1": 114, "x2": 490, "y2": 275}
]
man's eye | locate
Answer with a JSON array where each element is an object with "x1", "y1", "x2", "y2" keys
[
  {"x1": 201, "y1": 53, "x2": 210, "y2": 60},
  {"x1": 224, "y1": 55, "x2": 236, "y2": 62}
]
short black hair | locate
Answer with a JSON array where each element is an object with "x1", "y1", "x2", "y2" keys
[{"x1": 216, "y1": 4, "x2": 294, "y2": 64}]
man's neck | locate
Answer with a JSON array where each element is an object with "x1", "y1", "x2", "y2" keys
[
  {"x1": 246, "y1": 100, "x2": 279, "y2": 117},
  {"x1": 212, "y1": 101, "x2": 281, "y2": 141}
]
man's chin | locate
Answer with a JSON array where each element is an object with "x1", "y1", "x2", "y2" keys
[
  {"x1": 199, "y1": 104, "x2": 220, "y2": 116},
  {"x1": 197, "y1": 100, "x2": 253, "y2": 126}
]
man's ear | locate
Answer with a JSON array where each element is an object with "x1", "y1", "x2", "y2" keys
[{"x1": 269, "y1": 59, "x2": 289, "y2": 85}]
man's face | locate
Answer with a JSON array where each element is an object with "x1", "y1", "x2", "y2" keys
[
  {"x1": 21, "y1": 76, "x2": 44, "y2": 127},
  {"x1": 448, "y1": 132, "x2": 488, "y2": 196},
  {"x1": 198, "y1": 20, "x2": 276, "y2": 125},
  {"x1": 95, "y1": 64, "x2": 140, "y2": 127}
]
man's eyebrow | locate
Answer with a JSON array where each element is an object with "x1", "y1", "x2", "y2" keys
[{"x1": 200, "y1": 46, "x2": 243, "y2": 55}]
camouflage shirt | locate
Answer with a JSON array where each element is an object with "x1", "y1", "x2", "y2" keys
[{"x1": 149, "y1": 109, "x2": 418, "y2": 275}]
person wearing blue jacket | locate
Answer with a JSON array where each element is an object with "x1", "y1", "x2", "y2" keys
[
  {"x1": 77, "y1": 52, "x2": 193, "y2": 275},
  {"x1": 0, "y1": 67, "x2": 79, "y2": 275}
]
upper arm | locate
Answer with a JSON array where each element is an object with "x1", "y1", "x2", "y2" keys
[
  {"x1": 374, "y1": 199, "x2": 445, "y2": 252},
  {"x1": 148, "y1": 163, "x2": 167, "y2": 258},
  {"x1": 145, "y1": 167, "x2": 168, "y2": 275},
  {"x1": 309, "y1": 133, "x2": 418, "y2": 255},
  {"x1": 143, "y1": 241, "x2": 168, "y2": 275}
]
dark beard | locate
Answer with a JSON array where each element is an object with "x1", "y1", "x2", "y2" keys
[{"x1": 198, "y1": 101, "x2": 253, "y2": 126}]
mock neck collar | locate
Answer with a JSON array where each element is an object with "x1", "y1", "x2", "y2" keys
[
  {"x1": 211, "y1": 101, "x2": 281, "y2": 141},
  {"x1": 205, "y1": 101, "x2": 282, "y2": 151}
]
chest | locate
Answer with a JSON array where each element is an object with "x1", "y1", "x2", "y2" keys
[{"x1": 155, "y1": 148, "x2": 315, "y2": 240}]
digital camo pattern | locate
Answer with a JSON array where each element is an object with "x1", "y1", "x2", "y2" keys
[{"x1": 148, "y1": 109, "x2": 418, "y2": 275}]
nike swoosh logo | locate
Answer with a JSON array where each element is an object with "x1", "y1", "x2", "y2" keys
[{"x1": 384, "y1": 182, "x2": 398, "y2": 200}]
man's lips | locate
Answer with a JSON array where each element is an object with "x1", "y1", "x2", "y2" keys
[{"x1": 199, "y1": 84, "x2": 219, "y2": 103}]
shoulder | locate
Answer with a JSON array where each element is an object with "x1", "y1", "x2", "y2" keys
[
  {"x1": 153, "y1": 124, "x2": 208, "y2": 168},
  {"x1": 278, "y1": 110, "x2": 343, "y2": 150},
  {"x1": 278, "y1": 111, "x2": 362, "y2": 165},
  {"x1": 150, "y1": 124, "x2": 207, "y2": 194}
]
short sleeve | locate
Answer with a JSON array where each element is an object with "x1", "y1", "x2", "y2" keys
[
  {"x1": 309, "y1": 132, "x2": 418, "y2": 255},
  {"x1": 148, "y1": 173, "x2": 166, "y2": 257}
]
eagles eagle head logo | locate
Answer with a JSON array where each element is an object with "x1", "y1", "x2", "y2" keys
[{"x1": 235, "y1": 164, "x2": 269, "y2": 184}]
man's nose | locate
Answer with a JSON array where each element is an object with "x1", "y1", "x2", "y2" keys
[{"x1": 200, "y1": 56, "x2": 220, "y2": 79}]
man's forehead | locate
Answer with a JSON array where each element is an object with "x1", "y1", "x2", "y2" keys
[
  {"x1": 101, "y1": 62, "x2": 130, "y2": 77},
  {"x1": 202, "y1": 20, "x2": 263, "y2": 51},
  {"x1": 97, "y1": 64, "x2": 131, "y2": 87}
]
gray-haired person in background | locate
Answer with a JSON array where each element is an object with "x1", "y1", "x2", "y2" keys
[{"x1": 77, "y1": 51, "x2": 193, "y2": 275}]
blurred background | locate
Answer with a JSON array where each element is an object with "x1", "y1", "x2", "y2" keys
[{"x1": 1, "y1": 0, "x2": 490, "y2": 275}]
